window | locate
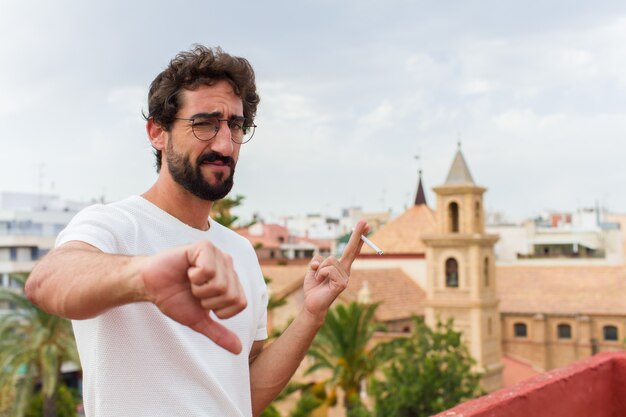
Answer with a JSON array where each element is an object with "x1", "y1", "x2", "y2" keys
[
  {"x1": 31, "y1": 247, "x2": 44, "y2": 260},
  {"x1": 445, "y1": 258, "x2": 459, "y2": 287},
  {"x1": 603, "y1": 325, "x2": 619, "y2": 341},
  {"x1": 449, "y1": 202, "x2": 459, "y2": 233},
  {"x1": 484, "y1": 257, "x2": 489, "y2": 287},
  {"x1": 557, "y1": 324, "x2": 572, "y2": 339},
  {"x1": 514, "y1": 322, "x2": 528, "y2": 338}
]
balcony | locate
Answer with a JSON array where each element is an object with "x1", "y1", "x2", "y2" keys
[{"x1": 433, "y1": 351, "x2": 626, "y2": 417}]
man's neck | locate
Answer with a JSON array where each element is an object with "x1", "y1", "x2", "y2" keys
[{"x1": 142, "y1": 177, "x2": 213, "y2": 231}]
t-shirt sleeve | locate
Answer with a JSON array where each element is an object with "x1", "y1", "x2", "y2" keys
[
  {"x1": 255, "y1": 275, "x2": 269, "y2": 341},
  {"x1": 249, "y1": 256, "x2": 269, "y2": 341},
  {"x1": 55, "y1": 204, "x2": 134, "y2": 254},
  {"x1": 242, "y1": 243, "x2": 269, "y2": 341}
]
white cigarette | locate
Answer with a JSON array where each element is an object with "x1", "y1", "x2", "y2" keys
[{"x1": 353, "y1": 229, "x2": 384, "y2": 255}]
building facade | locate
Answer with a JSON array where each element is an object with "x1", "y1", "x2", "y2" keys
[{"x1": 0, "y1": 192, "x2": 88, "y2": 309}]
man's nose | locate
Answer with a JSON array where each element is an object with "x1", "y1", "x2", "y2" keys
[{"x1": 210, "y1": 122, "x2": 235, "y2": 155}]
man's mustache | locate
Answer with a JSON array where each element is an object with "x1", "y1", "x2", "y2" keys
[{"x1": 197, "y1": 152, "x2": 235, "y2": 168}]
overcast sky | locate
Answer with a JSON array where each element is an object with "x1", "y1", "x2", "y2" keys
[{"x1": 2, "y1": 0, "x2": 626, "y2": 223}]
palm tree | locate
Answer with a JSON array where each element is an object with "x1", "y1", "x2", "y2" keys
[
  {"x1": 0, "y1": 274, "x2": 79, "y2": 417},
  {"x1": 306, "y1": 302, "x2": 384, "y2": 416},
  {"x1": 210, "y1": 194, "x2": 246, "y2": 228}
]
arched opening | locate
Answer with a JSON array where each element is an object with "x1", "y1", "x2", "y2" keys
[
  {"x1": 449, "y1": 202, "x2": 459, "y2": 233},
  {"x1": 557, "y1": 323, "x2": 572, "y2": 339},
  {"x1": 484, "y1": 256, "x2": 489, "y2": 287},
  {"x1": 514, "y1": 322, "x2": 528, "y2": 338},
  {"x1": 445, "y1": 258, "x2": 459, "y2": 287},
  {"x1": 603, "y1": 325, "x2": 619, "y2": 341}
]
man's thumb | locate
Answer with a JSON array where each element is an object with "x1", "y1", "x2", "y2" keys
[{"x1": 191, "y1": 316, "x2": 242, "y2": 355}]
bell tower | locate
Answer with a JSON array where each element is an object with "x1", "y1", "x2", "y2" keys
[{"x1": 421, "y1": 146, "x2": 503, "y2": 392}]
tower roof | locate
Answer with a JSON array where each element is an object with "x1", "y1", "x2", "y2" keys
[
  {"x1": 361, "y1": 204, "x2": 436, "y2": 254},
  {"x1": 414, "y1": 170, "x2": 427, "y2": 206},
  {"x1": 445, "y1": 148, "x2": 475, "y2": 185}
]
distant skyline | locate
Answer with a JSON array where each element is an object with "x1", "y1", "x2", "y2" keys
[{"x1": 2, "y1": 1, "x2": 626, "y2": 223}]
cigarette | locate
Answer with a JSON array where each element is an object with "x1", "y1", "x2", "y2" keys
[{"x1": 353, "y1": 229, "x2": 384, "y2": 255}]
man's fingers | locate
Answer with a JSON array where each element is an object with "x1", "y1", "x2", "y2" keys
[
  {"x1": 308, "y1": 255, "x2": 324, "y2": 273},
  {"x1": 212, "y1": 302, "x2": 248, "y2": 319},
  {"x1": 188, "y1": 244, "x2": 248, "y2": 323},
  {"x1": 339, "y1": 220, "x2": 370, "y2": 271},
  {"x1": 190, "y1": 315, "x2": 242, "y2": 355},
  {"x1": 187, "y1": 242, "x2": 218, "y2": 286},
  {"x1": 199, "y1": 282, "x2": 248, "y2": 317}
]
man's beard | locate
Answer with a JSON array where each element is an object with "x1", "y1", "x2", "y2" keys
[{"x1": 166, "y1": 137, "x2": 236, "y2": 201}]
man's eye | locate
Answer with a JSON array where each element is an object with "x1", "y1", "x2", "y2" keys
[
  {"x1": 193, "y1": 118, "x2": 218, "y2": 127},
  {"x1": 230, "y1": 121, "x2": 244, "y2": 130}
]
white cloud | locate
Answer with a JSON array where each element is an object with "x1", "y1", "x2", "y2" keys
[
  {"x1": 405, "y1": 53, "x2": 450, "y2": 86},
  {"x1": 461, "y1": 78, "x2": 495, "y2": 95},
  {"x1": 4, "y1": 1, "x2": 626, "y2": 221}
]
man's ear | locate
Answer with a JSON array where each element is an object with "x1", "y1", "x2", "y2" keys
[{"x1": 146, "y1": 118, "x2": 167, "y2": 151}]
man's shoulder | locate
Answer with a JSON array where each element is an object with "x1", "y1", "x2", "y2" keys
[
  {"x1": 76, "y1": 195, "x2": 142, "y2": 214},
  {"x1": 71, "y1": 196, "x2": 143, "y2": 226},
  {"x1": 56, "y1": 196, "x2": 145, "y2": 252},
  {"x1": 210, "y1": 220, "x2": 249, "y2": 243}
]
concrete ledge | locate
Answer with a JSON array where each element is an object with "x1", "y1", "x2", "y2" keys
[{"x1": 432, "y1": 351, "x2": 626, "y2": 417}]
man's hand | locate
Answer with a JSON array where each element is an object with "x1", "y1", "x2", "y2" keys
[
  {"x1": 302, "y1": 220, "x2": 369, "y2": 321},
  {"x1": 141, "y1": 241, "x2": 247, "y2": 354}
]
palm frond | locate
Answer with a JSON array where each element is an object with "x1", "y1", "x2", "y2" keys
[{"x1": 0, "y1": 273, "x2": 80, "y2": 412}]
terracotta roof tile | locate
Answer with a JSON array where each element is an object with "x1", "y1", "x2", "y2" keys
[
  {"x1": 261, "y1": 265, "x2": 426, "y2": 322},
  {"x1": 261, "y1": 264, "x2": 308, "y2": 298},
  {"x1": 235, "y1": 224, "x2": 291, "y2": 250},
  {"x1": 362, "y1": 204, "x2": 436, "y2": 254},
  {"x1": 299, "y1": 237, "x2": 333, "y2": 250},
  {"x1": 342, "y1": 269, "x2": 426, "y2": 321},
  {"x1": 497, "y1": 264, "x2": 626, "y2": 315},
  {"x1": 502, "y1": 355, "x2": 541, "y2": 387}
]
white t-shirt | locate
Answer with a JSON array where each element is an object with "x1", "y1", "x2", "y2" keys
[{"x1": 56, "y1": 196, "x2": 268, "y2": 417}]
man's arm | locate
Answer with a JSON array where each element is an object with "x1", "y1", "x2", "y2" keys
[
  {"x1": 248, "y1": 221, "x2": 369, "y2": 417},
  {"x1": 26, "y1": 239, "x2": 247, "y2": 354},
  {"x1": 26, "y1": 241, "x2": 147, "y2": 319}
]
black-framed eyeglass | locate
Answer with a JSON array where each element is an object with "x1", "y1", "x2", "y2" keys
[{"x1": 174, "y1": 114, "x2": 257, "y2": 144}]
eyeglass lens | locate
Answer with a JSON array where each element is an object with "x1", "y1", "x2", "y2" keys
[{"x1": 192, "y1": 116, "x2": 255, "y2": 144}]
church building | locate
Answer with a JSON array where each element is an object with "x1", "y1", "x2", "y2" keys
[{"x1": 259, "y1": 147, "x2": 626, "y2": 393}]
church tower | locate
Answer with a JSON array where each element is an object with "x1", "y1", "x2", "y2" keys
[{"x1": 422, "y1": 147, "x2": 503, "y2": 392}]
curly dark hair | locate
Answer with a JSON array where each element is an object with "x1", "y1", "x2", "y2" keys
[{"x1": 145, "y1": 45, "x2": 260, "y2": 172}]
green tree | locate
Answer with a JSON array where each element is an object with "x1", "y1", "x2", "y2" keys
[
  {"x1": 25, "y1": 384, "x2": 77, "y2": 417},
  {"x1": 211, "y1": 194, "x2": 247, "y2": 228},
  {"x1": 306, "y1": 302, "x2": 384, "y2": 416},
  {"x1": 371, "y1": 316, "x2": 483, "y2": 417},
  {"x1": 259, "y1": 381, "x2": 327, "y2": 417},
  {"x1": 264, "y1": 276, "x2": 287, "y2": 312},
  {"x1": 0, "y1": 274, "x2": 79, "y2": 417}
]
